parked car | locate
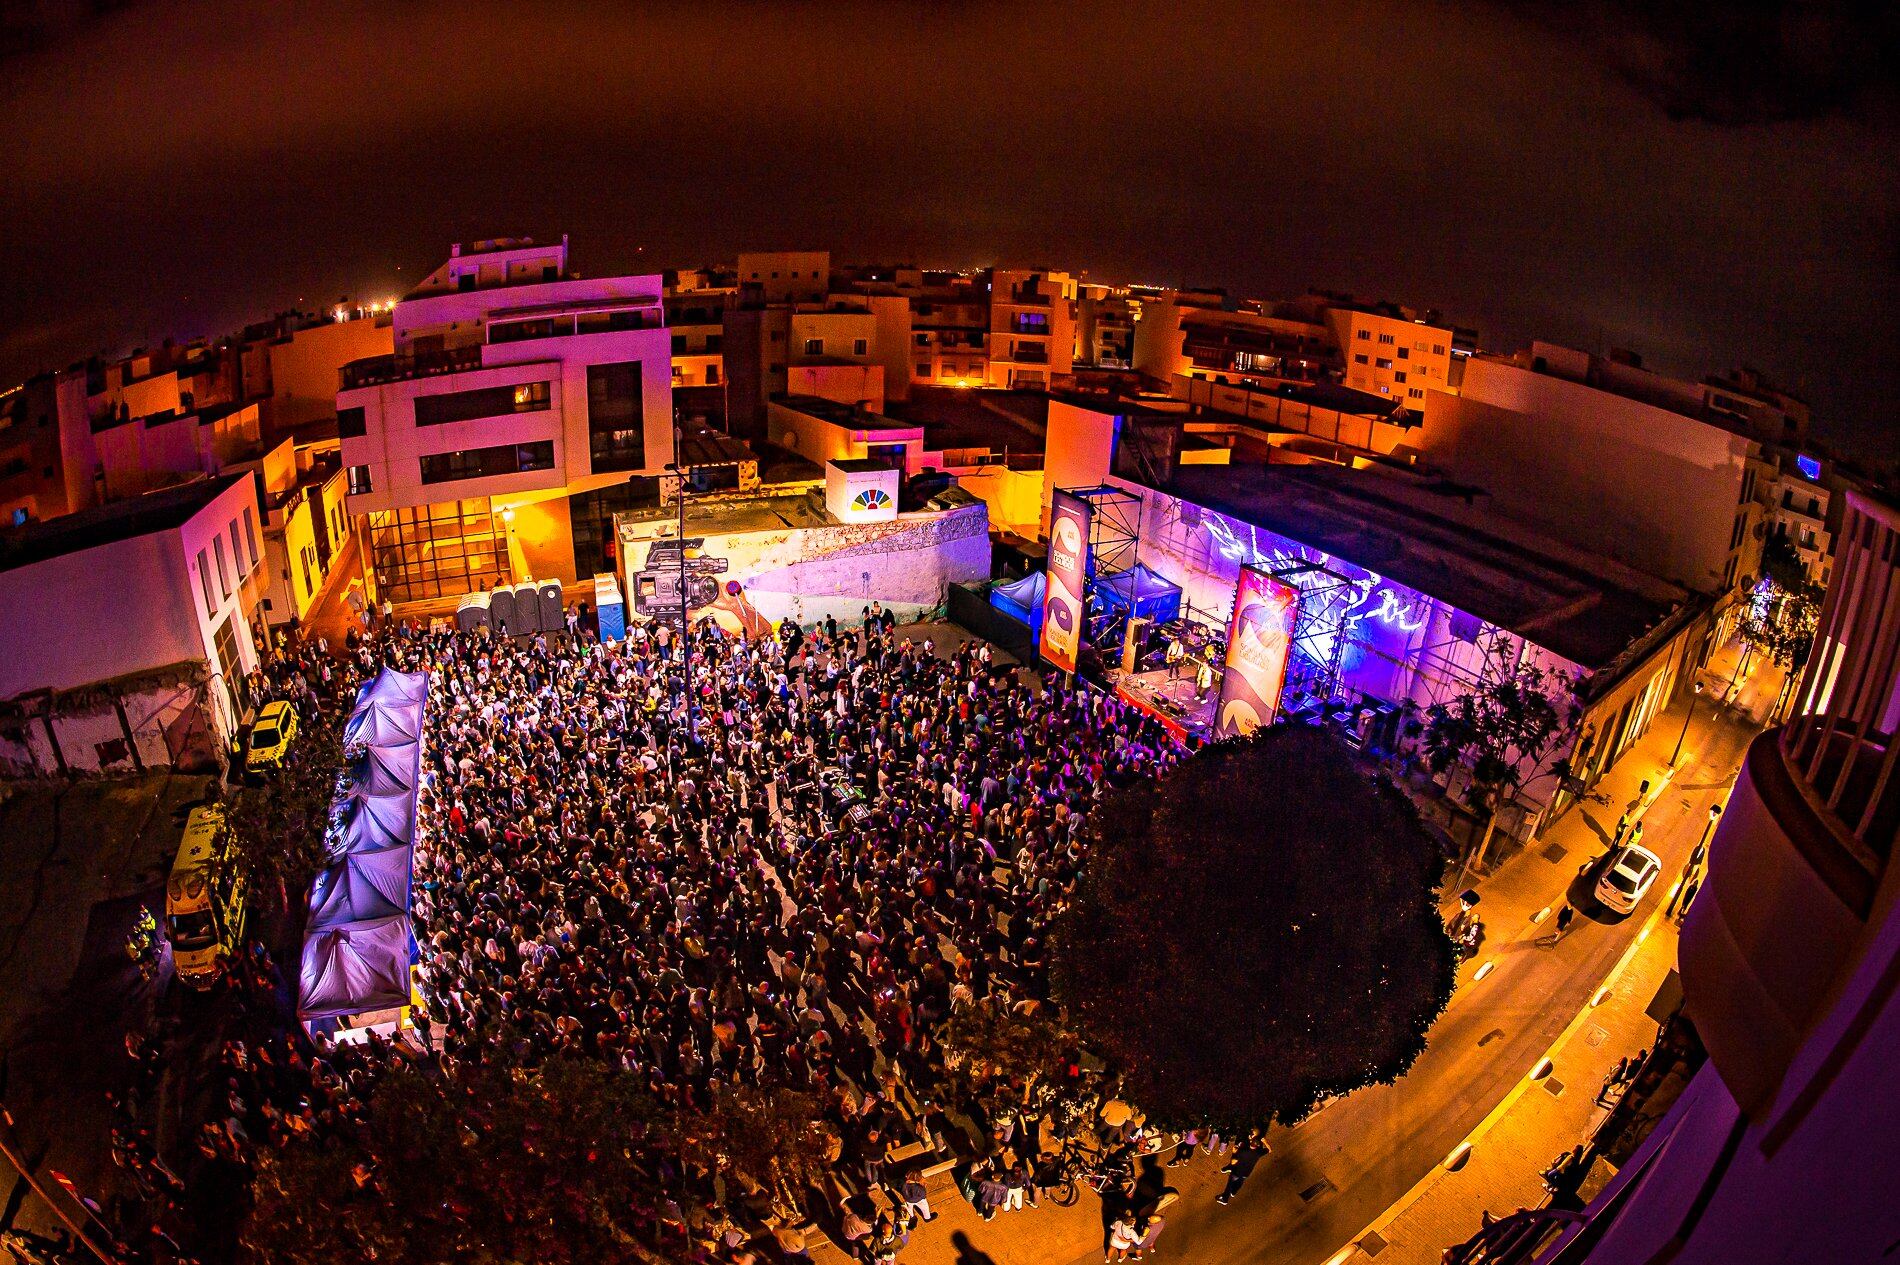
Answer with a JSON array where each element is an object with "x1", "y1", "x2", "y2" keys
[
  {"x1": 1596, "y1": 844, "x2": 1661, "y2": 915},
  {"x1": 244, "y1": 700, "x2": 298, "y2": 773}
]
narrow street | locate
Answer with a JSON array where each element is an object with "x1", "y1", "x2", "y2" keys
[{"x1": 860, "y1": 646, "x2": 1775, "y2": 1265}]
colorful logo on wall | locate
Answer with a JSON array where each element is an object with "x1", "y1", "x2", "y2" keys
[{"x1": 851, "y1": 487, "x2": 893, "y2": 512}]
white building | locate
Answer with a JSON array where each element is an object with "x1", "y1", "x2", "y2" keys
[
  {"x1": 335, "y1": 237, "x2": 675, "y2": 602},
  {"x1": 0, "y1": 474, "x2": 265, "y2": 774}
]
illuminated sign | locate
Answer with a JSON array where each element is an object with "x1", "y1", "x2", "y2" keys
[
  {"x1": 1797, "y1": 454, "x2": 1821, "y2": 481},
  {"x1": 1040, "y1": 491, "x2": 1092, "y2": 674},
  {"x1": 851, "y1": 487, "x2": 892, "y2": 512},
  {"x1": 1213, "y1": 566, "x2": 1297, "y2": 739}
]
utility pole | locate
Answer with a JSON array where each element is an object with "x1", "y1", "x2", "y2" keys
[
  {"x1": 1670, "y1": 678, "x2": 1704, "y2": 768},
  {"x1": 669, "y1": 411, "x2": 692, "y2": 740}
]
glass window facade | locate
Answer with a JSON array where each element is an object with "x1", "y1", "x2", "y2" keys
[
  {"x1": 586, "y1": 361, "x2": 646, "y2": 473},
  {"x1": 413, "y1": 380, "x2": 550, "y2": 427},
  {"x1": 418, "y1": 440, "x2": 556, "y2": 485},
  {"x1": 570, "y1": 477, "x2": 658, "y2": 580},
  {"x1": 366, "y1": 499, "x2": 509, "y2": 604}
]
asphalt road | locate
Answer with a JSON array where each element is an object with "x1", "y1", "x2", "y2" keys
[{"x1": 1047, "y1": 673, "x2": 1768, "y2": 1265}]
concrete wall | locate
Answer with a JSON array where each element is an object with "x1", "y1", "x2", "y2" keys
[
  {"x1": 268, "y1": 317, "x2": 393, "y2": 430},
  {"x1": 0, "y1": 671, "x2": 223, "y2": 777},
  {"x1": 1423, "y1": 359, "x2": 1751, "y2": 593}
]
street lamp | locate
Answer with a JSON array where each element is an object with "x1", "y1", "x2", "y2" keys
[{"x1": 1669, "y1": 679, "x2": 1705, "y2": 768}]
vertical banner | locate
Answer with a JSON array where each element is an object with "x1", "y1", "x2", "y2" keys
[
  {"x1": 1040, "y1": 490, "x2": 1092, "y2": 675},
  {"x1": 1214, "y1": 566, "x2": 1298, "y2": 739}
]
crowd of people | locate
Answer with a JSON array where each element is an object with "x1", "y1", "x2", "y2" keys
[
  {"x1": 387, "y1": 604, "x2": 1186, "y2": 1249},
  {"x1": 95, "y1": 603, "x2": 1216, "y2": 1262}
]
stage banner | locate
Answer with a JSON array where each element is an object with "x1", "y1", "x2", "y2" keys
[
  {"x1": 1039, "y1": 490, "x2": 1092, "y2": 674},
  {"x1": 1214, "y1": 566, "x2": 1298, "y2": 739}
]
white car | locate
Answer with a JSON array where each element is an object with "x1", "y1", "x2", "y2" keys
[{"x1": 1596, "y1": 845, "x2": 1662, "y2": 915}]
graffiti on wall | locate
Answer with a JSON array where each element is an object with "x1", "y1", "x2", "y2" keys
[{"x1": 621, "y1": 503, "x2": 989, "y2": 636}]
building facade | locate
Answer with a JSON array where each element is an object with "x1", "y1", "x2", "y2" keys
[{"x1": 335, "y1": 238, "x2": 674, "y2": 602}]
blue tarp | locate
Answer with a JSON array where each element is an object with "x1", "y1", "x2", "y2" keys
[
  {"x1": 989, "y1": 571, "x2": 1047, "y2": 631},
  {"x1": 1090, "y1": 564, "x2": 1182, "y2": 625}
]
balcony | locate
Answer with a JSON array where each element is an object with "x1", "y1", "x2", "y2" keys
[
  {"x1": 1006, "y1": 344, "x2": 1049, "y2": 364},
  {"x1": 341, "y1": 345, "x2": 485, "y2": 391},
  {"x1": 1004, "y1": 288, "x2": 1050, "y2": 306}
]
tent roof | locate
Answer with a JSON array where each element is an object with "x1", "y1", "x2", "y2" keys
[
  {"x1": 307, "y1": 846, "x2": 414, "y2": 930},
  {"x1": 993, "y1": 571, "x2": 1047, "y2": 606},
  {"x1": 297, "y1": 915, "x2": 412, "y2": 1020},
  {"x1": 1093, "y1": 564, "x2": 1180, "y2": 602}
]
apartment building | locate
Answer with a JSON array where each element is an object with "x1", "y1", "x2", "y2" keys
[
  {"x1": 1421, "y1": 345, "x2": 1770, "y2": 614},
  {"x1": 0, "y1": 473, "x2": 266, "y2": 772},
  {"x1": 987, "y1": 269, "x2": 1076, "y2": 390},
  {"x1": 0, "y1": 375, "x2": 66, "y2": 525},
  {"x1": 663, "y1": 269, "x2": 732, "y2": 391},
  {"x1": 902, "y1": 272, "x2": 990, "y2": 388},
  {"x1": 1522, "y1": 491, "x2": 1900, "y2": 1265},
  {"x1": 335, "y1": 237, "x2": 674, "y2": 602},
  {"x1": 1765, "y1": 452, "x2": 1833, "y2": 584},
  {"x1": 1075, "y1": 286, "x2": 1137, "y2": 369},
  {"x1": 1321, "y1": 302, "x2": 1457, "y2": 405}
]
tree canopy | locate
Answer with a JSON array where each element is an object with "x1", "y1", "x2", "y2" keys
[{"x1": 1051, "y1": 723, "x2": 1456, "y2": 1131}]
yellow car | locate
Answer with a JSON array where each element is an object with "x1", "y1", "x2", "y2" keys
[{"x1": 245, "y1": 700, "x2": 298, "y2": 773}]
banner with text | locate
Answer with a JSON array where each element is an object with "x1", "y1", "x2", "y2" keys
[
  {"x1": 1214, "y1": 565, "x2": 1298, "y2": 739},
  {"x1": 1039, "y1": 490, "x2": 1092, "y2": 675}
]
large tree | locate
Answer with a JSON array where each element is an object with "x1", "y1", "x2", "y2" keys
[
  {"x1": 1051, "y1": 724, "x2": 1455, "y2": 1131},
  {"x1": 1420, "y1": 631, "x2": 1578, "y2": 870}
]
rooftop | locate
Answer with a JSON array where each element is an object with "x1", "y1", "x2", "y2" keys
[
  {"x1": 0, "y1": 475, "x2": 242, "y2": 574},
  {"x1": 777, "y1": 395, "x2": 919, "y2": 433},
  {"x1": 885, "y1": 386, "x2": 1050, "y2": 452},
  {"x1": 1152, "y1": 461, "x2": 1693, "y2": 676}
]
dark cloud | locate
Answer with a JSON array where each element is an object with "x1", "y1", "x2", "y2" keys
[
  {"x1": 0, "y1": 0, "x2": 1893, "y2": 457},
  {"x1": 1501, "y1": 0, "x2": 1900, "y2": 126}
]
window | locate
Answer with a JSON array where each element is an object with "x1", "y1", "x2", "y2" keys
[
  {"x1": 213, "y1": 536, "x2": 231, "y2": 597},
  {"x1": 1375, "y1": 357, "x2": 1393, "y2": 370},
  {"x1": 197, "y1": 548, "x2": 216, "y2": 616},
  {"x1": 671, "y1": 334, "x2": 687, "y2": 354},
  {"x1": 1407, "y1": 388, "x2": 1425, "y2": 399},
  {"x1": 1354, "y1": 353, "x2": 1369, "y2": 364},
  {"x1": 347, "y1": 464, "x2": 374, "y2": 495},
  {"x1": 1356, "y1": 329, "x2": 1370, "y2": 341},
  {"x1": 1380, "y1": 385, "x2": 1391, "y2": 395},
  {"x1": 915, "y1": 333, "x2": 930, "y2": 346},
  {"x1": 419, "y1": 440, "x2": 556, "y2": 485},
  {"x1": 586, "y1": 361, "x2": 646, "y2": 473},
  {"x1": 337, "y1": 406, "x2": 366, "y2": 438},
  {"x1": 704, "y1": 334, "x2": 721, "y2": 352},
  {"x1": 365, "y1": 499, "x2": 509, "y2": 604},
  {"x1": 413, "y1": 380, "x2": 551, "y2": 427},
  {"x1": 229, "y1": 523, "x2": 245, "y2": 577},
  {"x1": 804, "y1": 338, "x2": 824, "y2": 355},
  {"x1": 1397, "y1": 347, "x2": 1409, "y2": 360},
  {"x1": 242, "y1": 507, "x2": 259, "y2": 567},
  {"x1": 1378, "y1": 332, "x2": 1395, "y2": 345},
  {"x1": 704, "y1": 364, "x2": 719, "y2": 385},
  {"x1": 853, "y1": 338, "x2": 869, "y2": 356},
  {"x1": 917, "y1": 363, "x2": 933, "y2": 377},
  {"x1": 1433, "y1": 344, "x2": 1446, "y2": 355},
  {"x1": 1394, "y1": 371, "x2": 1408, "y2": 383}
]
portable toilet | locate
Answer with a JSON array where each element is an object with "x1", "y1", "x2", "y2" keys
[
  {"x1": 454, "y1": 591, "x2": 491, "y2": 634},
  {"x1": 488, "y1": 584, "x2": 518, "y2": 637},
  {"x1": 513, "y1": 581, "x2": 543, "y2": 634},
  {"x1": 595, "y1": 573, "x2": 626, "y2": 642},
  {"x1": 537, "y1": 579, "x2": 564, "y2": 633}
]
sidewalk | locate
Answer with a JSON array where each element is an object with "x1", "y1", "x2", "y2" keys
[{"x1": 844, "y1": 644, "x2": 1772, "y2": 1265}]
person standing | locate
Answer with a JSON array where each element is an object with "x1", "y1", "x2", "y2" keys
[
  {"x1": 1553, "y1": 903, "x2": 1577, "y2": 940},
  {"x1": 898, "y1": 1169, "x2": 936, "y2": 1223},
  {"x1": 1215, "y1": 1135, "x2": 1269, "y2": 1206}
]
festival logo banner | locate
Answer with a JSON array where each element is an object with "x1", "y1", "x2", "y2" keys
[
  {"x1": 1039, "y1": 490, "x2": 1092, "y2": 675},
  {"x1": 1214, "y1": 565, "x2": 1298, "y2": 739}
]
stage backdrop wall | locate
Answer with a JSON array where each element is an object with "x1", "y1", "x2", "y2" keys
[{"x1": 619, "y1": 502, "x2": 989, "y2": 636}]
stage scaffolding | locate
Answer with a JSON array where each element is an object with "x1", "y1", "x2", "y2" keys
[
  {"x1": 1269, "y1": 561, "x2": 1361, "y2": 707},
  {"x1": 1072, "y1": 485, "x2": 1145, "y2": 653}
]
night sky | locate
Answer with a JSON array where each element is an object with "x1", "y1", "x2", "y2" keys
[{"x1": 3, "y1": 1, "x2": 1894, "y2": 455}]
